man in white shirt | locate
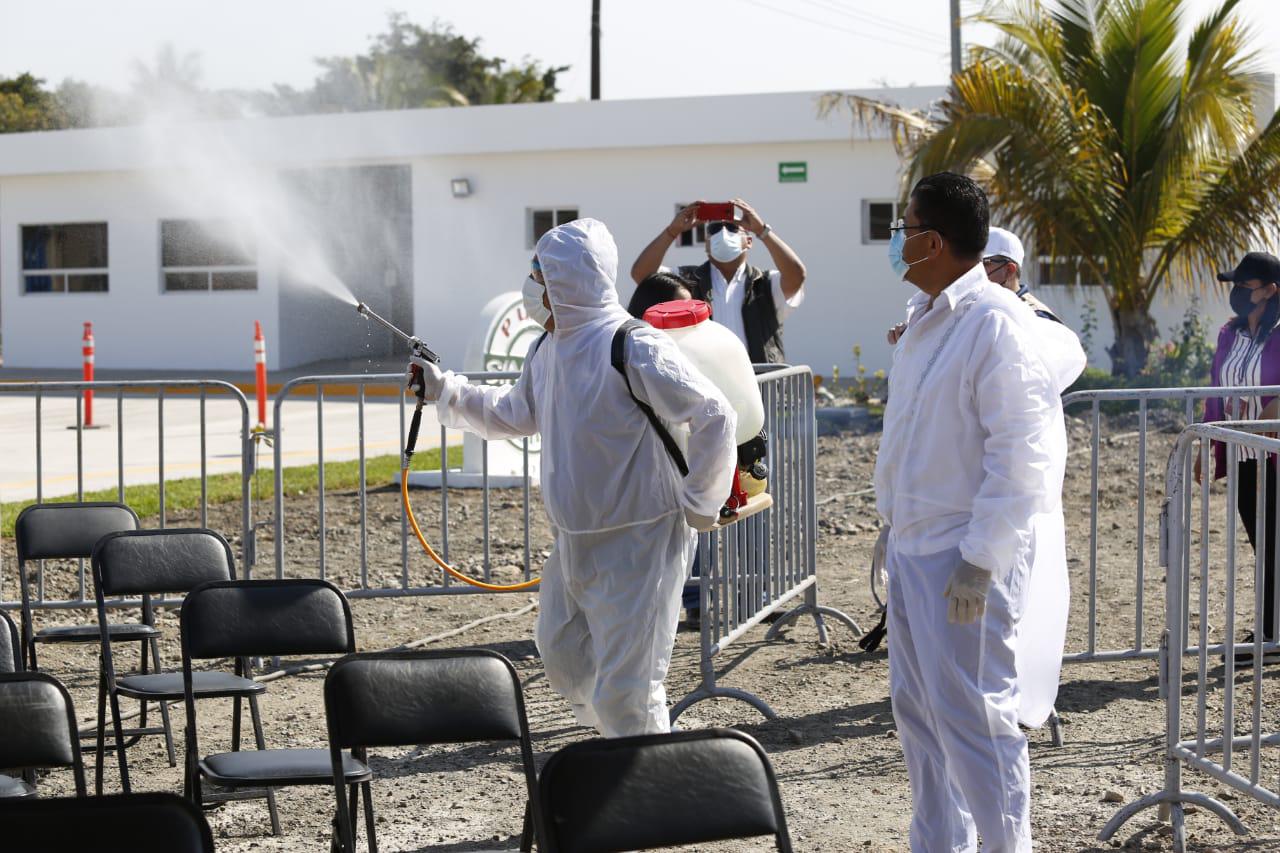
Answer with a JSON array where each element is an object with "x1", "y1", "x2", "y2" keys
[
  {"x1": 874, "y1": 172, "x2": 1062, "y2": 853},
  {"x1": 630, "y1": 198, "x2": 805, "y2": 364}
]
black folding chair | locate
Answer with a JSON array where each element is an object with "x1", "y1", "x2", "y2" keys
[
  {"x1": 324, "y1": 649, "x2": 542, "y2": 853},
  {"x1": 0, "y1": 672, "x2": 87, "y2": 799},
  {"x1": 537, "y1": 728, "x2": 793, "y2": 853},
  {"x1": 14, "y1": 502, "x2": 155, "y2": 671},
  {"x1": 0, "y1": 792, "x2": 214, "y2": 852},
  {"x1": 0, "y1": 609, "x2": 21, "y2": 673},
  {"x1": 181, "y1": 578, "x2": 369, "y2": 836},
  {"x1": 0, "y1": 611, "x2": 28, "y2": 790},
  {"x1": 93, "y1": 528, "x2": 265, "y2": 795}
]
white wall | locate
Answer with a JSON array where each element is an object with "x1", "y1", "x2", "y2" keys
[
  {"x1": 1038, "y1": 283, "x2": 1230, "y2": 371},
  {"x1": 0, "y1": 86, "x2": 1225, "y2": 378},
  {"x1": 0, "y1": 88, "x2": 953, "y2": 375},
  {"x1": 0, "y1": 171, "x2": 283, "y2": 371},
  {"x1": 2, "y1": 152, "x2": 1221, "y2": 378},
  {"x1": 411, "y1": 139, "x2": 917, "y2": 379}
]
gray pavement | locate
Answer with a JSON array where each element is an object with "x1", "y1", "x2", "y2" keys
[{"x1": 0, "y1": 357, "x2": 459, "y2": 502}]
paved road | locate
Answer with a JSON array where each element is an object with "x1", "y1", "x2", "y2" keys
[{"x1": 0, "y1": 390, "x2": 457, "y2": 502}]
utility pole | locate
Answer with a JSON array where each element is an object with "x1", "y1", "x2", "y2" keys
[
  {"x1": 591, "y1": 0, "x2": 601, "y2": 100},
  {"x1": 950, "y1": 0, "x2": 962, "y2": 76}
]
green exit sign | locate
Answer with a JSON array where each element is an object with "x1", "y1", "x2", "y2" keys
[{"x1": 778, "y1": 161, "x2": 807, "y2": 183}]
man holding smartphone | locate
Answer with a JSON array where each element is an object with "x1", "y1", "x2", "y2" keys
[{"x1": 630, "y1": 199, "x2": 806, "y2": 364}]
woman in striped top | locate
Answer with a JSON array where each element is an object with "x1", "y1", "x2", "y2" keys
[{"x1": 1203, "y1": 252, "x2": 1280, "y2": 655}]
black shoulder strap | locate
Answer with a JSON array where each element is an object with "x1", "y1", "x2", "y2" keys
[
  {"x1": 527, "y1": 330, "x2": 549, "y2": 360},
  {"x1": 1019, "y1": 291, "x2": 1067, "y2": 326},
  {"x1": 611, "y1": 320, "x2": 690, "y2": 477}
]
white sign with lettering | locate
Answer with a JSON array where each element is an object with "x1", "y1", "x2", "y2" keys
[{"x1": 407, "y1": 291, "x2": 544, "y2": 489}]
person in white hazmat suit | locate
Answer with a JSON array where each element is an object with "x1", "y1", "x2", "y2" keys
[
  {"x1": 872, "y1": 173, "x2": 1062, "y2": 853},
  {"x1": 886, "y1": 226, "x2": 1087, "y2": 728},
  {"x1": 981, "y1": 226, "x2": 1086, "y2": 727},
  {"x1": 412, "y1": 218, "x2": 737, "y2": 738}
]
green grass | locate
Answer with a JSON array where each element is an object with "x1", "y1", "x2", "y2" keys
[{"x1": 1, "y1": 446, "x2": 463, "y2": 538}]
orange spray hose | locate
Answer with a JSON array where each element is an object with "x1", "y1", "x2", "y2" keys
[
  {"x1": 400, "y1": 469, "x2": 541, "y2": 591},
  {"x1": 369, "y1": 303, "x2": 540, "y2": 591},
  {"x1": 399, "y1": 394, "x2": 541, "y2": 593}
]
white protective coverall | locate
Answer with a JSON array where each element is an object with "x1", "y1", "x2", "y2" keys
[
  {"x1": 874, "y1": 263, "x2": 1061, "y2": 853},
  {"x1": 434, "y1": 218, "x2": 736, "y2": 738},
  {"x1": 1014, "y1": 297, "x2": 1086, "y2": 728}
]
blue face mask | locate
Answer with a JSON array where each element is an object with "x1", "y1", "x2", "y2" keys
[{"x1": 888, "y1": 228, "x2": 933, "y2": 281}]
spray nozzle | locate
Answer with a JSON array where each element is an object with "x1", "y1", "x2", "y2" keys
[{"x1": 355, "y1": 302, "x2": 439, "y2": 364}]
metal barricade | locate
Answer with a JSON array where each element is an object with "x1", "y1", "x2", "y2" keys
[
  {"x1": 1101, "y1": 420, "x2": 1280, "y2": 851},
  {"x1": 271, "y1": 372, "x2": 542, "y2": 597},
  {"x1": 670, "y1": 365, "x2": 861, "y2": 722},
  {"x1": 272, "y1": 366, "x2": 855, "y2": 720},
  {"x1": 0, "y1": 380, "x2": 255, "y2": 612},
  {"x1": 1061, "y1": 386, "x2": 1280, "y2": 664}
]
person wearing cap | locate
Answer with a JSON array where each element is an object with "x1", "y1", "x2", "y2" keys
[
  {"x1": 981, "y1": 227, "x2": 1086, "y2": 391},
  {"x1": 981, "y1": 227, "x2": 1062, "y2": 320},
  {"x1": 1202, "y1": 251, "x2": 1280, "y2": 664},
  {"x1": 984, "y1": 227, "x2": 1085, "y2": 731},
  {"x1": 889, "y1": 225, "x2": 1079, "y2": 375},
  {"x1": 630, "y1": 199, "x2": 805, "y2": 364}
]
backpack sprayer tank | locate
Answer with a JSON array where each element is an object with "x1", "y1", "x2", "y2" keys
[{"x1": 641, "y1": 300, "x2": 769, "y2": 519}]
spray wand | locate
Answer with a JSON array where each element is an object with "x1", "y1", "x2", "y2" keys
[{"x1": 356, "y1": 303, "x2": 540, "y2": 591}]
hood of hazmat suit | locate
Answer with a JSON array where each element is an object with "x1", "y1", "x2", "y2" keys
[{"x1": 433, "y1": 218, "x2": 736, "y2": 738}]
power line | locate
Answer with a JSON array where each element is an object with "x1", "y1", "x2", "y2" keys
[
  {"x1": 738, "y1": 0, "x2": 947, "y2": 56},
  {"x1": 793, "y1": 0, "x2": 949, "y2": 47}
]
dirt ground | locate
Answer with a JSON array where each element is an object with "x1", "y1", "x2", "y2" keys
[{"x1": 11, "y1": 409, "x2": 1280, "y2": 852}]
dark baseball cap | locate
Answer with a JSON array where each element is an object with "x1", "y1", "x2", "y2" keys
[{"x1": 1219, "y1": 252, "x2": 1280, "y2": 284}]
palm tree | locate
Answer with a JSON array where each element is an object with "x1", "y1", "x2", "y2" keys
[{"x1": 826, "y1": 0, "x2": 1280, "y2": 377}]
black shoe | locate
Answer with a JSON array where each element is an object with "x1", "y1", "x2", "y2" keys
[
  {"x1": 1226, "y1": 631, "x2": 1280, "y2": 669},
  {"x1": 682, "y1": 609, "x2": 701, "y2": 631}
]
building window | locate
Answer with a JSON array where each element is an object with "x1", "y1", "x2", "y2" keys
[
  {"x1": 675, "y1": 203, "x2": 707, "y2": 248},
  {"x1": 528, "y1": 208, "x2": 579, "y2": 249},
  {"x1": 161, "y1": 219, "x2": 257, "y2": 292},
  {"x1": 862, "y1": 200, "x2": 902, "y2": 244},
  {"x1": 21, "y1": 223, "x2": 109, "y2": 293}
]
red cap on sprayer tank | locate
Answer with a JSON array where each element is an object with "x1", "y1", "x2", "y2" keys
[{"x1": 642, "y1": 299, "x2": 710, "y2": 329}]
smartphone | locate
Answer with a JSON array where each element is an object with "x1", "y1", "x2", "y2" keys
[{"x1": 697, "y1": 202, "x2": 736, "y2": 222}]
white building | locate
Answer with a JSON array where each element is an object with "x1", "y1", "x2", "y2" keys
[{"x1": 0, "y1": 87, "x2": 1217, "y2": 377}]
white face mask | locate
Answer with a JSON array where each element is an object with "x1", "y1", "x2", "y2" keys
[
  {"x1": 521, "y1": 276, "x2": 552, "y2": 329},
  {"x1": 708, "y1": 227, "x2": 745, "y2": 263}
]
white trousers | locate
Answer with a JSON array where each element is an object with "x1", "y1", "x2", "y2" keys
[
  {"x1": 887, "y1": 543, "x2": 1031, "y2": 853},
  {"x1": 535, "y1": 512, "x2": 694, "y2": 738}
]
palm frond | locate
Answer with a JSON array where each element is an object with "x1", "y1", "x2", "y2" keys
[
  {"x1": 826, "y1": 0, "x2": 1275, "y2": 375},
  {"x1": 1139, "y1": 1, "x2": 1259, "y2": 242},
  {"x1": 1152, "y1": 110, "x2": 1280, "y2": 299}
]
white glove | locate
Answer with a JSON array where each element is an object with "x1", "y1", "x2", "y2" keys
[
  {"x1": 684, "y1": 508, "x2": 718, "y2": 532},
  {"x1": 872, "y1": 526, "x2": 889, "y2": 594},
  {"x1": 942, "y1": 560, "x2": 992, "y2": 625},
  {"x1": 407, "y1": 356, "x2": 446, "y2": 402}
]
